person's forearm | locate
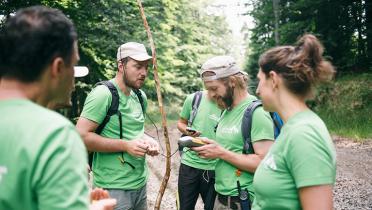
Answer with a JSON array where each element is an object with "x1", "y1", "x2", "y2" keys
[
  {"x1": 177, "y1": 121, "x2": 188, "y2": 135},
  {"x1": 220, "y1": 150, "x2": 261, "y2": 173},
  {"x1": 83, "y1": 132, "x2": 127, "y2": 152}
]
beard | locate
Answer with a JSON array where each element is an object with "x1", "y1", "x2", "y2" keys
[
  {"x1": 222, "y1": 85, "x2": 234, "y2": 109},
  {"x1": 123, "y1": 71, "x2": 143, "y2": 90},
  {"x1": 214, "y1": 85, "x2": 234, "y2": 110}
]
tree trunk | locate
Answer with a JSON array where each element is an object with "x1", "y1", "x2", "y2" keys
[
  {"x1": 273, "y1": 0, "x2": 280, "y2": 45},
  {"x1": 366, "y1": 0, "x2": 372, "y2": 68},
  {"x1": 352, "y1": 1, "x2": 365, "y2": 61}
]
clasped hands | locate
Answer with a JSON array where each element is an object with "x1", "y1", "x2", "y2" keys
[{"x1": 125, "y1": 134, "x2": 160, "y2": 157}]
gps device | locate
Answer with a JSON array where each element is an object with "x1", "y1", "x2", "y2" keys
[{"x1": 178, "y1": 136, "x2": 206, "y2": 148}]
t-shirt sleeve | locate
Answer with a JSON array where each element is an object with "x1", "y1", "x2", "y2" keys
[
  {"x1": 179, "y1": 93, "x2": 194, "y2": 120},
  {"x1": 33, "y1": 125, "x2": 89, "y2": 210},
  {"x1": 286, "y1": 126, "x2": 336, "y2": 188},
  {"x1": 251, "y1": 107, "x2": 275, "y2": 142},
  {"x1": 80, "y1": 85, "x2": 112, "y2": 124}
]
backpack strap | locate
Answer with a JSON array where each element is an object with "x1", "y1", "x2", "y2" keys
[
  {"x1": 241, "y1": 100, "x2": 263, "y2": 154},
  {"x1": 95, "y1": 81, "x2": 122, "y2": 139},
  {"x1": 187, "y1": 91, "x2": 203, "y2": 127},
  {"x1": 133, "y1": 89, "x2": 145, "y2": 114},
  {"x1": 270, "y1": 112, "x2": 283, "y2": 138}
]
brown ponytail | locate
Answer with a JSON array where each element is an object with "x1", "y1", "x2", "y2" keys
[{"x1": 259, "y1": 34, "x2": 335, "y2": 98}]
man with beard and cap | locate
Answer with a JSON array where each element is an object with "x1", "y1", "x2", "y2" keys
[
  {"x1": 76, "y1": 42, "x2": 160, "y2": 210},
  {"x1": 192, "y1": 56, "x2": 274, "y2": 210}
]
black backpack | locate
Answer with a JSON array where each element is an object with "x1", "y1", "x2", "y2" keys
[
  {"x1": 178, "y1": 91, "x2": 203, "y2": 153},
  {"x1": 89, "y1": 80, "x2": 145, "y2": 167},
  {"x1": 187, "y1": 91, "x2": 203, "y2": 128},
  {"x1": 241, "y1": 100, "x2": 283, "y2": 154}
]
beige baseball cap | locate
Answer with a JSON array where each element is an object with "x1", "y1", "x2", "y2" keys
[
  {"x1": 200, "y1": 56, "x2": 246, "y2": 81},
  {"x1": 74, "y1": 66, "x2": 89, "y2": 77},
  {"x1": 116, "y1": 42, "x2": 152, "y2": 61}
]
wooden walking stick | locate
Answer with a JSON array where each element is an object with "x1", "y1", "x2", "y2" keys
[{"x1": 136, "y1": 0, "x2": 172, "y2": 209}]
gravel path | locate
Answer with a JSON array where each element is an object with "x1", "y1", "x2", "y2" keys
[
  {"x1": 333, "y1": 136, "x2": 372, "y2": 210},
  {"x1": 145, "y1": 126, "x2": 372, "y2": 209}
]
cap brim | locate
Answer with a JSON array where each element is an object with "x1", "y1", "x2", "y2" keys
[
  {"x1": 74, "y1": 66, "x2": 89, "y2": 77},
  {"x1": 129, "y1": 54, "x2": 152, "y2": 61}
]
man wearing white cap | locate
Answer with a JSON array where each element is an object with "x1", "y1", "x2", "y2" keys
[
  {"x1": 76, "y1": 42, "x2": 159, "y2": 210},
  {"x1": 192, "y1": 56, "x2": 274, "y2": 209}
]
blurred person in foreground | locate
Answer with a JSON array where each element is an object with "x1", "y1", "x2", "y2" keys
[{"x1": 0, "y1": 5, "x2": 115, "y2": 210}]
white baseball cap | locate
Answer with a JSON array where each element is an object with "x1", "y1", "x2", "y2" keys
[
  {"x1": 116, "y1": 42, "x2": 152, "y2": 61},
  {"x1": 74, "y1": 66, "x2": 89, "y2": 77},
  {"x1": 200, "y1": 56, "x2": 246, "y2": 81}
]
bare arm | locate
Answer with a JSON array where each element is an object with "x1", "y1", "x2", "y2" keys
[
  {"x1": 177, "y1": 118, "x2": 189, "y2": 135},
  {"x1": 76, "y1": 117, "x2": 148, "y2": 157},
  {"x1": 193, "y1": 139, "x2": 273, "y2": 173},
  {"x1": 299, "y1": 185, "x2": 333, "y2": 210}
]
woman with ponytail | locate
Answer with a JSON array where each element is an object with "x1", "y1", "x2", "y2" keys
[{"x1": 252, "y1": 34, "x2": 336, "y2": 210}]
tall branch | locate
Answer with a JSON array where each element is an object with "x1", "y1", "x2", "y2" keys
[{"x1": 136, "y1": 0, "x2": 172, "y2": 209}]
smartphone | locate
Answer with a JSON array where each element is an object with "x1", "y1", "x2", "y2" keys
[{"x1": 186, "y1": 127, "x2": 197, "y2": 134}]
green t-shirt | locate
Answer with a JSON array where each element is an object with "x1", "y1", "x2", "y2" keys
[
  {"x1": 252, "y1": 110, "x2": 336, "y2": 210},
  {"x1": 0, "y1": 99, "x2": 89, "y2": 210},
  {"x1": 80, "y1": 79, "x2": 148, "y2": 190},
  {"x1": 179, "y1": 91, "x2": 222, "y2": 170},
  {"x1": 215, "y1": 96, "x2": 274, "y2": 197}
]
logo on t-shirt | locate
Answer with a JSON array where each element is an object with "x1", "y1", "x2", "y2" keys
[
  {"x1": 209, "y1": 113, "x2": 220, "y2": 122},
  {"x1": 131, "y1": 110, "x2": 144, "y2": 119},
  {"x1": 263, "y1": 154, "x2": 277, "y2": 171},
  {"x1": 219, "y1": 126, "x2": 239, "y2": 134},
  {"x1": 0, "y1": 166, "x2": 8, "y2": 183}
]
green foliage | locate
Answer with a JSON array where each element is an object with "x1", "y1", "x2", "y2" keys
[
  {"x1": 1, "y1": 0, "x2": 233, "y2": 118},
  {"x1": 244, "y1": 0, "x2": 372, "y2": 139},
  {"x1": 314, "y1": 73, "x2": 372, "y2": 140},
  {"x1": 145, "y1": 100, "x2": 181, "y2": 126},
  {"x1": 245, "y1": 0, "x2": 372, "y2": 76}
]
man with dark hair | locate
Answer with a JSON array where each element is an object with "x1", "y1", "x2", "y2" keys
[
  {"x1": 76, "y1": 42, "x2": 160, "y2": 210},
  {"x1": 0, "y1": 6, "x2": 115, "y2": 210},
  {"x1": 177, "y1": 90, "x2": 221, "y2": 210}
]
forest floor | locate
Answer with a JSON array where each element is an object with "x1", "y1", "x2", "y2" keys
[{"x1": 145, "y1": 124, "x2": 372, "y2": 210}]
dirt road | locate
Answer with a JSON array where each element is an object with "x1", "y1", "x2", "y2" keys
[{"x1": 146, "y1": 125, "x2": 372, "y2": 209}]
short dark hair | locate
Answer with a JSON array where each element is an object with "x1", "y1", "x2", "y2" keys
[{"x1": 0, "y1": 6, "x2": 77, "y2": 82}]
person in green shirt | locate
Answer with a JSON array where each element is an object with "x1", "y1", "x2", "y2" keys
[
  {"x1": 252, "y1": 34, "x2": 337, "y2": 210},
  {"x1": 76, "y1": 42, "x2": 160, "y2": 210},
  {"x1": 193, "y1": 56, "x2": 275, "y2": 210},
  {"x1": 177, "y1": 90, "x2": 222, "y2": 210},
  {"x1": 0, "y1": 6, "x2": 115, "y2": 210}
]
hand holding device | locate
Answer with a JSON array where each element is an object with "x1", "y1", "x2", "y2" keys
[{"x1": 178, "y1": 136, "x2": 206, "y2": 148}]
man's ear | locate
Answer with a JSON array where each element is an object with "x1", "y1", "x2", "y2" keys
[
  {"x1": 50, "y1": 57, "x2": 64, "y2": 78},
  {"x1": 228, "y1": 76, "x2": 236, "y2": 88},
  {"x1": 118, "y1": 62, "x2": 125, "y2": 73}
]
